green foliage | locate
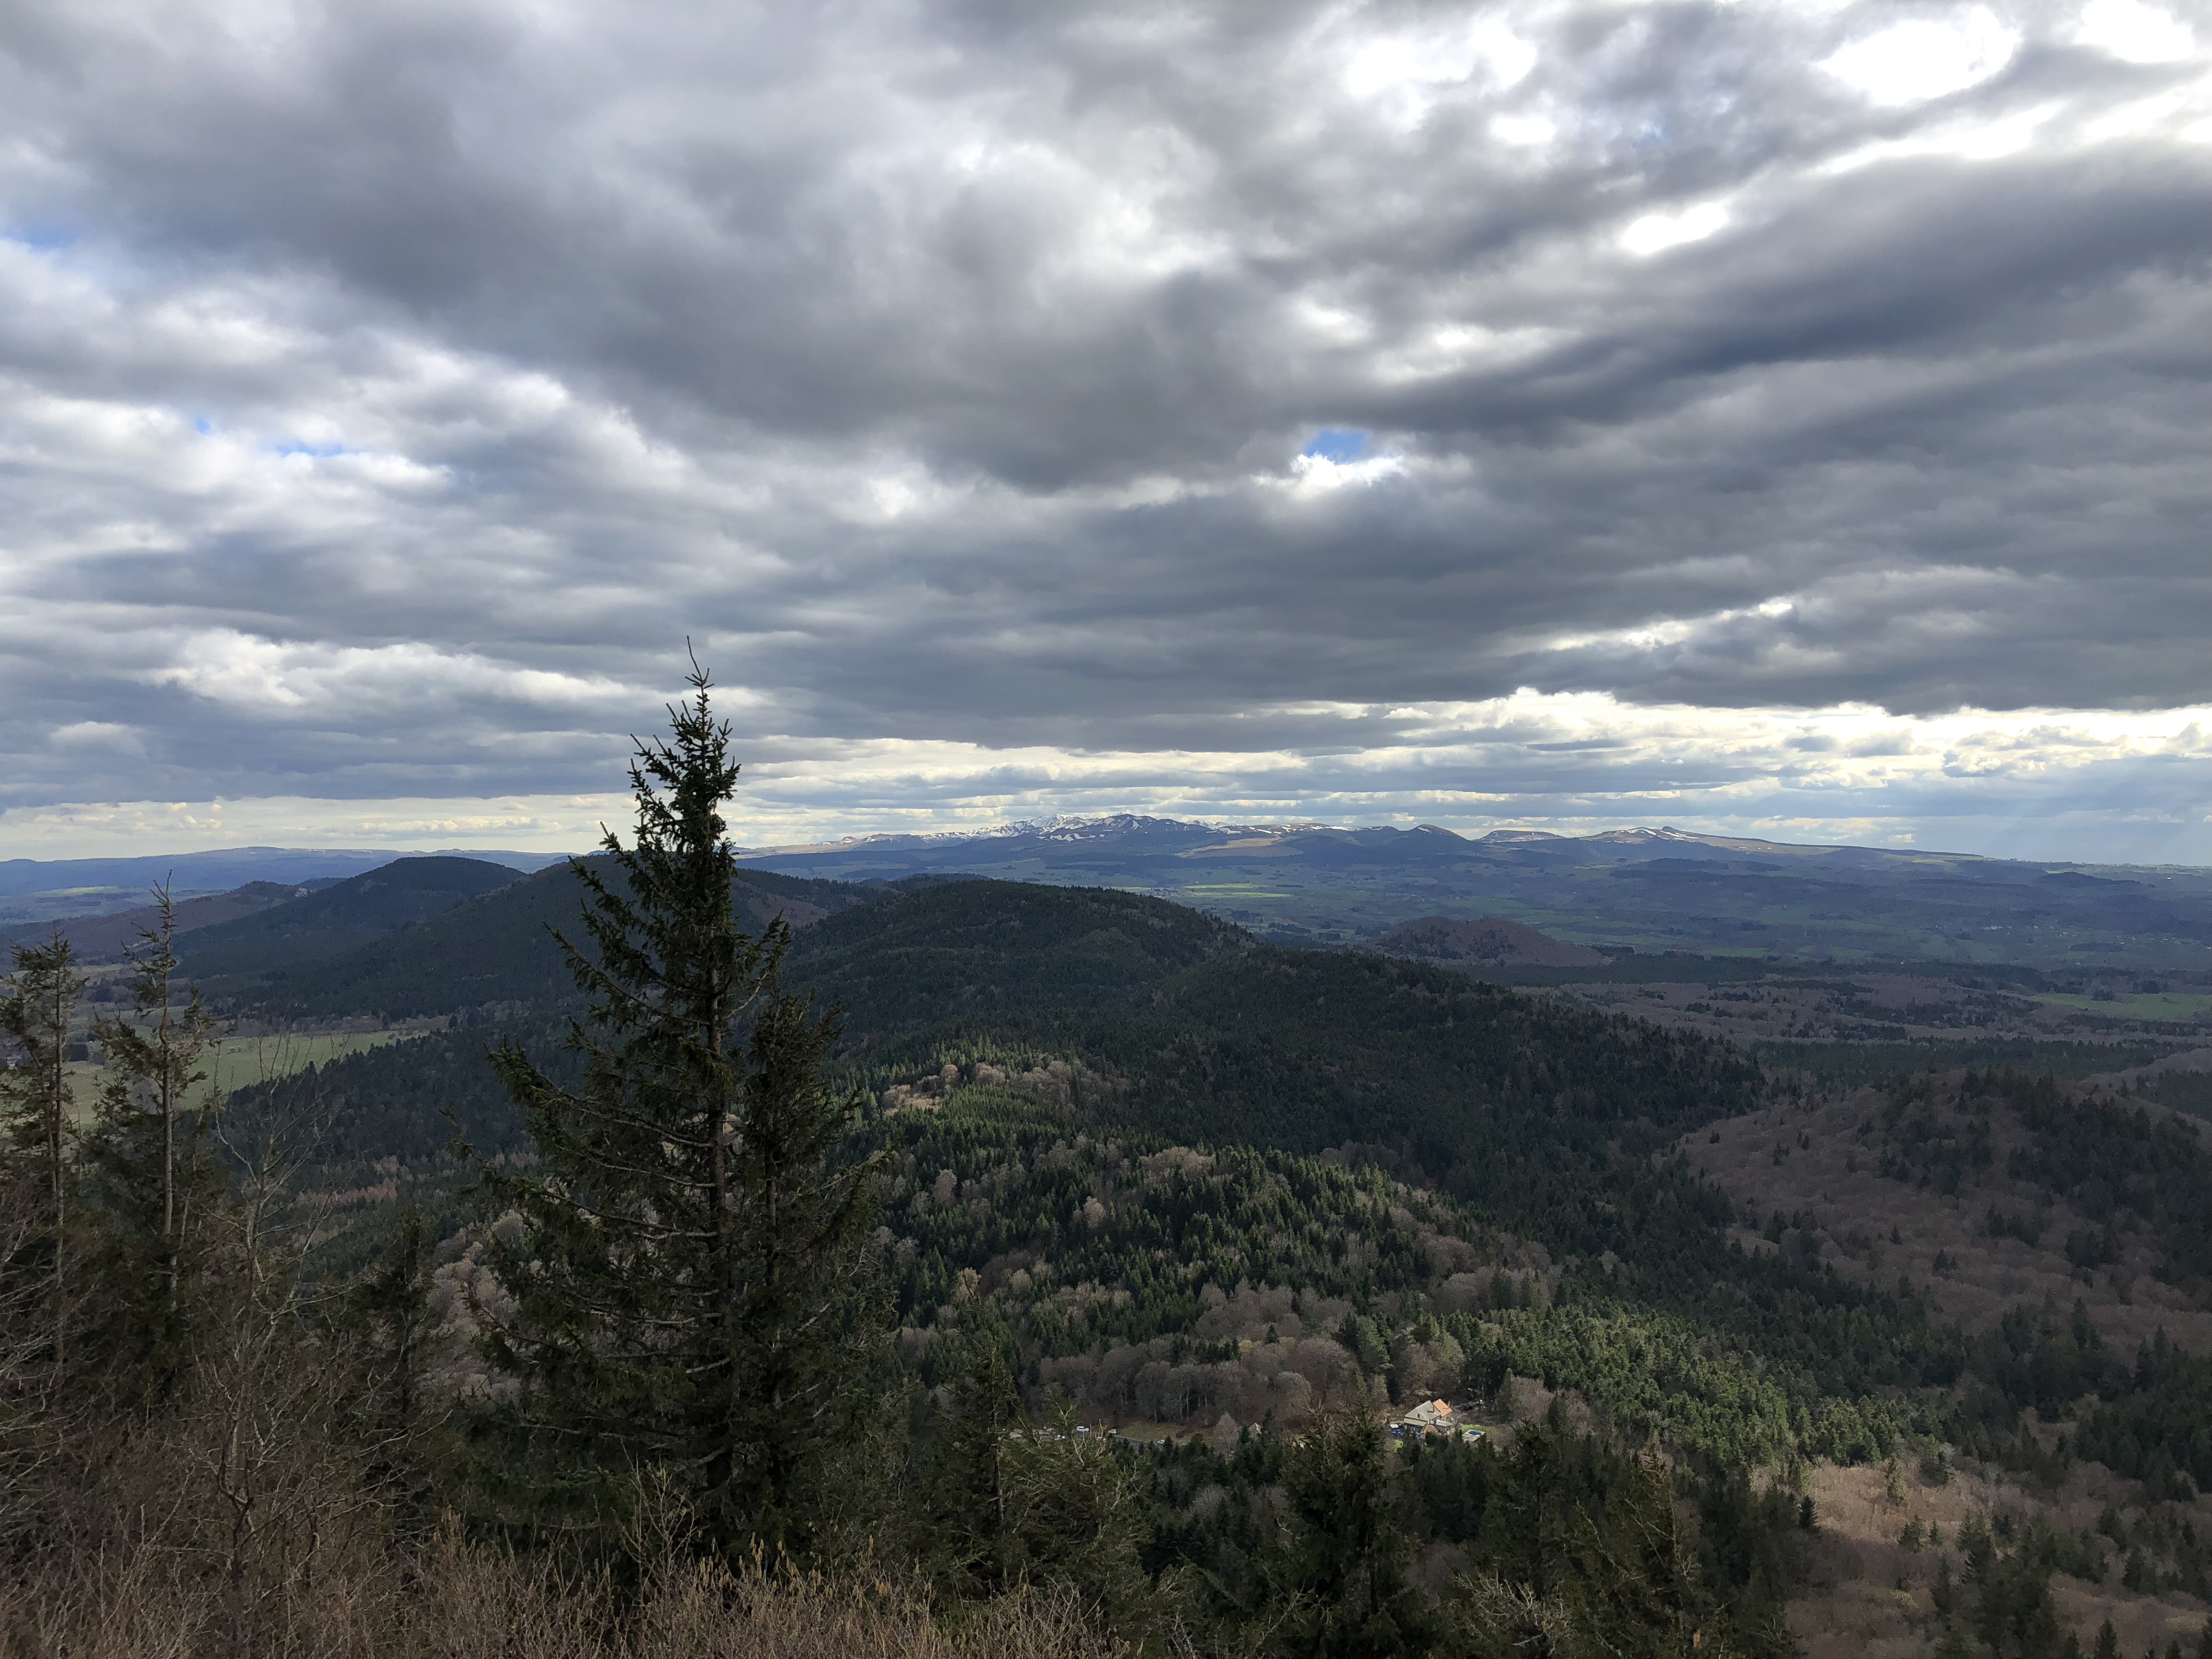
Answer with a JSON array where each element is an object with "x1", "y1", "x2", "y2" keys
[
  {"x1": 1266, "y1": 1407, "x2": 1437, "y2": 1659},
  {"x1": 1, "y1": 930, "x2": 83, "y2": 1369},
  {"x1": 919, "y1": 1304, "x2": 1164, "y2": 1630},
  {"x1": 1140, "y1": 1418, "x2": 1803, "y2": 1659},
  {"x1": 466, "y1": 669, "x2": 883, "y2": 1556},
  {"x1": 1467, "y1": 1297, "x2": 1936, "y2": 1467},
  {"x1": 342, "y1": 1204, "x2": 440, "y2": 1522},
  {"x1": 792, "y1": 878, "x2": 1246, "y2": 1031},
  {"x1": 880, "y1": 1105, "x2": 1470, "y2": 1354},
  {"x1": 1953, "y1": 1504, "x2": 2070, "y2": 1658},
  {"x1": 2075, "y1": 1330, "x2": 2212, "y2": 1498},
  {"x1": 863, "y1": 1060, "x2": 1946, "y2": 1467},
  {"x1": 925, "y1": 1302, "x2": 1027, "y2": 1595},
  {"x1": 211, "y1": 859, "x2": 862, "y2": 1024},
  {"x1": 80, "y1": 889, "x2": 228, "y2": 1398}
]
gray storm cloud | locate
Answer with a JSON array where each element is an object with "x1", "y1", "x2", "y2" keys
[{"x1": 0, "y1": 0, "x2": 2206, "y2": 854}]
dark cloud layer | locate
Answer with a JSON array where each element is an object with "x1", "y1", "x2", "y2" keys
[{"x1": 0, "y1": 0, "x2": 2206, "y2": 853}]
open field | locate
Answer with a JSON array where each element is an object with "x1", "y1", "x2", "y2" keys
[
  {"x1": 2034, "y1": 990, "x2": 2212, "y2": 1024},
  {"x1": 61, "y1": 1029, "x2": 431, "y2": 1123}
]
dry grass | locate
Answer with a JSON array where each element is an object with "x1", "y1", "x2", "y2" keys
[
  {"x1": 0, "y1": 1528, "x2": 1131, "y2": 1659},
  {"x1": 1787, "y1": 1446, "x2": 2212, "y2": 1657}
]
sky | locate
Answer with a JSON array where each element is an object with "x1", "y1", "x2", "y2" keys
[{"x1": 1, "y1": 0, "x2": 2207, "y2": 866}]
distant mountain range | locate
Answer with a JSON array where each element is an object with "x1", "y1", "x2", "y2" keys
[
  {"x1": 738, "y1": 815, "x2": 2212, "y2": 968},
  {"x1": 738, "y1": 813, "x2": 2064, "y2": 872},
  {"x1": 6, "y1": 816, "x2": 2209, "y2": 969}
]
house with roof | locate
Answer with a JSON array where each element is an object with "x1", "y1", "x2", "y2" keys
[{"x1": 1391, "y1": 1398, "x2": 1485, "y2": 1443}]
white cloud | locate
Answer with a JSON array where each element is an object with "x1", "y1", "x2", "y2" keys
[
  {"x1": 1489, "y1": 111, "x2": 1556, "y2": 149},
  {"x1": 2075, "y1": 0, "x2": 2195, "y2": 64},
  {"x1": 1342, "y1": 15, "x2": 1537, "y2": 124},
  {"x1": 1282, "y1": 451, "x2": 1408, "y2": 492},
  {"x1": 143, "y1": 632, "x2": 641, "y2": 716},
  {"x1": 1618, "y1": 201, "x2": 1733, "y2": 257},
  {"x1": 1820, "y1": 8, "x2": 2020, "y2": 106}
]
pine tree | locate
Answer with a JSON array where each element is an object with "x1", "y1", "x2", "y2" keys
[
  {"x1": 470, "y1": 661, "x2": 884, "y2": 1555},
  {"x1": 1, "y1": 932, "x2": 85, "y2": 1369},
  {"x1": 82, "y1": 887, "x2": 225, "y2": 1394}
]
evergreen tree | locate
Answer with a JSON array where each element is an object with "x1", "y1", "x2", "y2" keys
[
  {"x1": 930, "y1": 1300, "x2": 1026, "y2": 1595},
  {"x1": 1, "y1": 932, "x2": 84, "y2": 1369},
  {"x1": 1267, "y1": 1405, "x2": 1436, "y2": 1658},
  {"x1": 470, "y1": 662, "x2": 884, "y2": 1554},
  {"x1": 1455, "y1": 1427, "x2": 1724, "y2": 1659},
  {"x1": 82, "y1": 887, "x2": 226, "y2": 1394},
  {"x1": 346, "y1": 1204, "x2": 440, "y2": 1526},
  {"x1": 998, "y1": 1397, "x2": 1160, "y2": 1636}
]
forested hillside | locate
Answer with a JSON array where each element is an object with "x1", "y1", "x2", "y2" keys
[
  {"x1": 200, "y1": 858, "x2": 865, "y2": 1019},
  {"x1": 232, "y1": 877, "x2": 1767, "y2": 1276},
  {"x1": 176, "y1": 855, "x2": 523, "y2": 977}
]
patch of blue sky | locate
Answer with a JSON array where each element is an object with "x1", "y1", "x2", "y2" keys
[
  {"x1": 1301, "y1": 427, "x2": 1368, "y2": 462},
  {"x1": 265, "y1": 438, "x2": 351, "y2": 458},
  {"x1": 5, "y1": 223, "x2": 78, "y2": 252}
]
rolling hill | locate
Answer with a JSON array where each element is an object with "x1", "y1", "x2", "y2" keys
[
  {"x1": 3, "y1": 879, "x2": 338, "y2": 961},
  {"x1": 178, "y1": 856, "x2": 527, "y2": 978},
  {"x1": 197, "y1": 858, "x2": 870, "y2": 1021},
  {"x1": 194, "y1": 865, "x2": 2212, "y2": 1657},
  {"x1": 228, "y1": 877, "x2": 1765, "y2": 1248}
]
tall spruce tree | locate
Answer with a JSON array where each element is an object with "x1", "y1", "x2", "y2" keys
[
  {"x1": 1, "y1": 932, "x2": 85, "y2": 1370},
  {"x1": 1267, "y1": 1405, "x2": 1437, "y2": 1658},
  {"x1": 469, "y1": 662, "x2": 884, "y2": 1554},
  {"x1": 83, "y1": 887, "x2": 226, "y2": 1394},
  {"x1": 929, "y1": 1301, "x2": 1027, "y2": 1595}
]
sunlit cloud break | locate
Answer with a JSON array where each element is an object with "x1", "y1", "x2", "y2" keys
[{"x1": 4, "y1": 695, "x2": 2204, "y2": 866}]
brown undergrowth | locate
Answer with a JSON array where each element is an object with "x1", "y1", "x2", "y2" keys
[
  {"x1": 1792, "y1": 1460, "x2": 2211, "y2": 1659},
  {"x1": 0, "y1": 1524, "x2": 1127, "y2": 1659}
]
